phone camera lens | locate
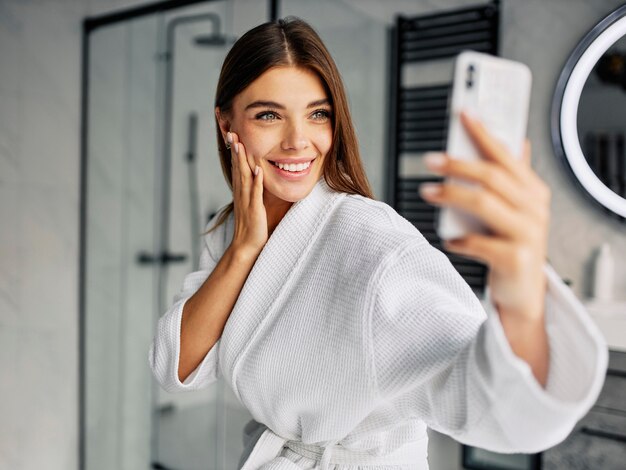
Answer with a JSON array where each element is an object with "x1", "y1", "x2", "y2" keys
[{"x1": 466, "y1": 64, "x2": 475, "y2": 89}]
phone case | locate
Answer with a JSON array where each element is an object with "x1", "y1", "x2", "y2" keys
[{"x1": 436, "y1": 51, "x2": 532, "y2": 241}]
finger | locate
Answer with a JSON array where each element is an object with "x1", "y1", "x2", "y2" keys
[
  {"x1": 229, "y1": 132, "x2": 240, "y2": 198},
  {"x1": 229, "y1": 133, "x2": 247, "y2": 186},
  {"x1": 420, "y1": 180, "x2": 525, "y2": 239},
  {"x1": 444, "y1": 233, "x2": 512, "y2": 269},
  {"x1": 245, "y1": 146, "x2": 257, "y2": 181},
  {"x1": 232, "y1": 134, "x2": 252, "y2": 201},
  {"x1": 460, "y1": 111, "x2": 531, "y2": 183},
  {"x1": 251, "y1": 163, "x2": 263, "y2": 206},
  {"x1": 424, "y1": 152, "x2": 528, "y2": 212}
]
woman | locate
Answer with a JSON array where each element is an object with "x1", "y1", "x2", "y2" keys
[{"x1": 149, "y1": 17, "x2": 607, "y2": 470}]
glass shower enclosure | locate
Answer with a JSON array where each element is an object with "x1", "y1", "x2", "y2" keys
[{"x1": 81, "y1": 1, "x2": 268, "y2": 469}]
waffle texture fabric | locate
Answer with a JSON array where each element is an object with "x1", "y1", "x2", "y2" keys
[{"x1": 149, "y1": 177, "x2": 607, "y2": 470}]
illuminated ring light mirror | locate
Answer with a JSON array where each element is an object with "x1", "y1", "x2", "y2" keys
[{"x1": 552, "y1": 4, "x2": 626, "y2": 221}]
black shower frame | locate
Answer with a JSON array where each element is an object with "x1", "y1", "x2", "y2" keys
[{"x1": 78, "y1": 1, "x2": 278, "y2": 468}]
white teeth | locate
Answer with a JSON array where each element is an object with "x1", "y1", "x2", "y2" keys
[{"x1": 276, "y1": 160, "x2": 312, "y2": 172}]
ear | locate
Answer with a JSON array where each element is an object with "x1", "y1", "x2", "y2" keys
[{"x1": 215, "y1": 106, "x2": 231, "y2": 141}]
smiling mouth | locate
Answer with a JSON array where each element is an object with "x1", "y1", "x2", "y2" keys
[{"x1": 269, "y1": 158, "x2": 316, "y2": 172}]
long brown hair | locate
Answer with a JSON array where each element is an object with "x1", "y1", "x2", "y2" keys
[{"x1": 206, "y1": 16, "x2": 373, "y2": 234}]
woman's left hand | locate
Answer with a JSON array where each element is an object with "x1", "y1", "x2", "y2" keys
[{"x1": 419, "y1": 111, "x2": 551, "y2": 326}]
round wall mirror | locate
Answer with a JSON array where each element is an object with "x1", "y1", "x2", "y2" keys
[{"x1": 552, "y1": 4, "x2": 626, "y2": 222}]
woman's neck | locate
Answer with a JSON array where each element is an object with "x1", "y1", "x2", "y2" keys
[{"x1": 263, "y1": 192, "x2": 293, "y2": 235}]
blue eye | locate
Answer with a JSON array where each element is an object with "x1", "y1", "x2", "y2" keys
[
  {"x1": 256, "y1": 111, "x2": 278, "y2": 121},
  {"x1": 312, "y1": 109, "x2": 331, "y2": 121}
]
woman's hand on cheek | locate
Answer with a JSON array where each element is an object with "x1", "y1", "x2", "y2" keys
[
  {"x1": 228, "y1": 131, "x2": 269, "y2": 258},
  {"x1": 420, "y1": 112, "x2": 551, "y2": 324}
]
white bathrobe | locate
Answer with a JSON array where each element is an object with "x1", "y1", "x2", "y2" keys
[{"x1": 149, "y1": 177, "x2": 607, "y2": 470}]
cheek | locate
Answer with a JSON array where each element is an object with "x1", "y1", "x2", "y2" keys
[
  {"x1": 317, "y1": 128, "x2": 333, "y2": 157},
  {"x1": 237, "y1": 123, "x2": 275, "y2": 163}
]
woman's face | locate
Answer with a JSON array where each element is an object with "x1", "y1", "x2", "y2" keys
[{"x1": 217, "y1": 66, "x2": 333, "y2": 205}]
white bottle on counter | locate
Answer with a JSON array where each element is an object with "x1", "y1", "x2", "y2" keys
[{"x1": 593, "y1": 242, "x2": 614, "y2": 302}]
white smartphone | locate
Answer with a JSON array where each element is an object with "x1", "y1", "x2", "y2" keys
[{"x1": 436, "y1": 51, "x2": 532, "y2": 240}]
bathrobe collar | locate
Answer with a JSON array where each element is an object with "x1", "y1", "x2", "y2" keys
[{"x1": 219, "y1": 177, "x2": 346, "y2": 400}]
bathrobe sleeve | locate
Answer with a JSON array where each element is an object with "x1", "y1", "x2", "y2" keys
[
  {"x1": 370, "y1": 239, "x2": 608, "y2": 453},
  {"x1": 148, "y1": 225, "x2": 223, "y2": 393}
]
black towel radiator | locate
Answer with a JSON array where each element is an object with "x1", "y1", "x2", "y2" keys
[{"x1": 387, "y1": 0, "x2": 500, "y2": 297}]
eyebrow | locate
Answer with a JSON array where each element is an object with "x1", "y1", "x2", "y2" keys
[{"x1": 244, "y1": 98, "x2": 331, "y2": 111}]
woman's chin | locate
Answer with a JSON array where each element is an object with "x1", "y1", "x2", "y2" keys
[{"x1": 264, "y1": 180, "x2": 317, "y2": 204}]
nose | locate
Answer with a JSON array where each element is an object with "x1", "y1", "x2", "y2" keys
[{"x1": 280, "y1": 121, "x2": 309, "y2": 151}]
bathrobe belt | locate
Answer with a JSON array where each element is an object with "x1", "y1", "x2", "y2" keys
[{"x1": 240, "y1": 426, "x2": 428, "y2": 470}]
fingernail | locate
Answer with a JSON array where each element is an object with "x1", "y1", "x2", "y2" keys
[
  {"x1": 254, "y1": 165, "x2": 259, "y2": 176},
  {"x1": 419, "y1": 183, "x2": 441, "y2": 197},
  {"x1": 424, "y1": 153, "x2": 446, "y2": 169},
  {"x1": 234, "y1": 142, "x2": 239, "y2": 154},
  {"x1": 227, "y1": 132, "x2": 233, "y2": 144}
]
